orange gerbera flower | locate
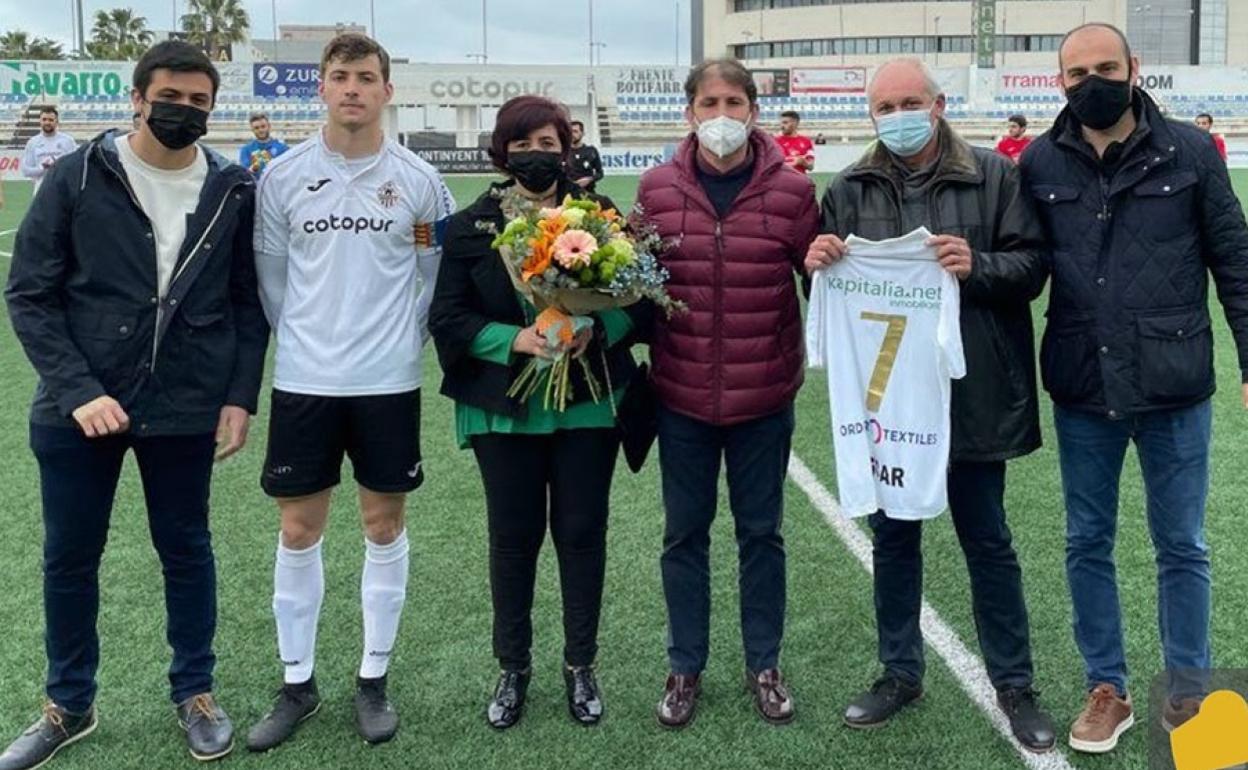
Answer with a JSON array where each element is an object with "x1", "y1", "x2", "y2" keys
[{"x1": 521, "y1": 237, "x2": 553, "y2": 281}]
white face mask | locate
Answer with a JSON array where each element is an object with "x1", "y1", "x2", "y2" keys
[{"x1": 696, "y1": 115, "x2": 750, "y2": 158}]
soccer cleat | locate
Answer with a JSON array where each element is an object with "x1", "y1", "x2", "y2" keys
[
  {"x1": 354, "y1": 675, "x2": 399, "y2": 744},
  {"x1": 245, "y1": 677, "x2": 321, "y2": 753}
]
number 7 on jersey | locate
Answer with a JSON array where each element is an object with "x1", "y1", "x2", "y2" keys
[{"x1": 860, "y1": 312, "x2": 908, "y2": 413}]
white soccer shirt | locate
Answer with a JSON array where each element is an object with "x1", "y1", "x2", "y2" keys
[
  {"x1": 254, "y1": 130, "x2": 456, "y2": 396},
  {"x1": 21, "y1": 131, "x2": 77, "y2": 188},
  {"x1": 807, "y1": 227, "x2": 966, "y2": 521}
]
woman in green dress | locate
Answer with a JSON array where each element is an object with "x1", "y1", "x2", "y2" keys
[{"x1": 428, "y1": 95, "x2": 645, "y2": 730}]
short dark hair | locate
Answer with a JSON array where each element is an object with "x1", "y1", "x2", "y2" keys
[
  {"x1": 133, "y1": 41, "x2": 220, "y2": 103},
  {"x1": 488, "y1": 95, "x2": 573, "y2": 173},
  {"x1": 1008, "y1": 114, "x2": 1027, "y2": 128},
  {"x1": 684, "y1": 58, "x2": 757, "y2": 107},
  {"x1": 1058, "y1": 23, "x2": 1133, "y2": 72},
  {"x1": 570, "y1": 120, "x2": 585, "y2": 131},
  {"x1": 1196, "y1": 112, "x2": 1213, "y2": 123},
  {"x1": 249, "y1": 112, "x2": 270, "y2": 124},
  {"x1": 39, "y1": 106, "x2": 58, "y2": 117},
  {"x1": 320, "y1": 33, "x2": 390, "y2": 83},
  {"x1": 780, "y1": 110, "x2": 800, "y2": 121}
]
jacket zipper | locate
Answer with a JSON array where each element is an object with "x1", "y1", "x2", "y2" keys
[{"x1": 713, "y1": 220, "x2": 725, "y2": 423}]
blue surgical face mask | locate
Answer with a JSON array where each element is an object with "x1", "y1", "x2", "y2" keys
[{"x1": 875, "y1": 107, "x2": 935, "y2": 158}]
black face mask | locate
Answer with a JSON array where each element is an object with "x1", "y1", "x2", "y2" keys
[
  {"x1": 1065, "y1": 74, "x2": 1133, "y2": 131},
  {"x1": 507, "y1": 151, "x2": 564, "y2": 194},
  {"x1": 145, "y1": 100, "x2": 209, "y2": 150}
]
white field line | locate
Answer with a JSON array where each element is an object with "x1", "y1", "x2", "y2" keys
[{"x1": 787, "y1": 453, "x2": 1077, "y2": 770}]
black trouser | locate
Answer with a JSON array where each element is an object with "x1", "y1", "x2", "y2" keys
[
  {"x1": 470, "y1": 429, "x2": 620, "y2": 670},
  {"x1": 31, "y1": 424, "x2": 218, "y2": 713},
  {"x1": 869, "y1": 460, "x2": 1034, "y2": 691}
]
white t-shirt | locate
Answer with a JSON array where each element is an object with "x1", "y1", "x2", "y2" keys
[
  {"x1": 115, "y1": 134, "x2": 209, "y2": 298},
  {"x1": 254, "y1": 129, "x2": 456, "y2": 397},
  {"x1": 807, "y1": 227, "x2": 966, "y2": 521}
]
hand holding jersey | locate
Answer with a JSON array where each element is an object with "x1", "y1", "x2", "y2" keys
[{"x1": 807, "y1": 227, "x2": 966, "y2": 520}]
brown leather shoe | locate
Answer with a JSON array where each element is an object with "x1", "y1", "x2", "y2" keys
[
  {"x1": 746, "y1": 668, "x2": 795, "y2": 725},
  {"x1": 656, "y1": 674, "x2": 700, "y2": 729},
  {"x1": 1068, "y1": 683, "x2": 1134, "y2": 754},
  {"x1": 1162, "y1": 696, "x2": 1203, "y2": 733}
]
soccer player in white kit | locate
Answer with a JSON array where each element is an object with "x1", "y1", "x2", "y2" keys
[
  {"x1": 20, "y1": 107, "x2": 77, "y2": 191},
  {"x1": 246, "y1": 33, "x2": 454, "y2": 751}
]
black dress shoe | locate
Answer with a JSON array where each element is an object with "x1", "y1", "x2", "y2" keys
[
  {"x1": 355, "y1": 675, "x2": 399, "y2": 744},
  {"x1": 563, "y1": 666, "x2": 604, "y2": 726},
  {"x1": 844, "y1": 675, "x2": 923, "y2": 729},
  {"x1": 246, "y1": 677, "x2": 321, "y2": 752},
  {"x1": 0, "y1": 704, "x2": 96, "y2": 770},
  {"x1": 998, "y1": 687, "x2": 1056, "y2": 754},
  {"x1": 487, "y1": 669, "x2": 531, "y2": 730},
  {"x1": 177, "y1": 693, "x2": 234, "y2": 761}
]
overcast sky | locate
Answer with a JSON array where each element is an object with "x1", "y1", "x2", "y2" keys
[{"x1": 2, "y1": 0, "x2": 690, "y2": 66}]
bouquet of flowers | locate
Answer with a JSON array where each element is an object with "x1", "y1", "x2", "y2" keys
[{"x1": 486, "y1": 189, "x2": 681, "y2": 411}]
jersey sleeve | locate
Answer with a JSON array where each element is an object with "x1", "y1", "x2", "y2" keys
[
  {"x1": 806, "y1": 269, "x2": 828, "y2": 369},
  {"x1": 937, "y1": 271, "x2": 967, "y2": 380},
  {"x1": 412, "y1": 167, "x2": 458, "y2": 345},
  {"x1": 252, "y1": 167, "x2": 290, "y2": 327}
]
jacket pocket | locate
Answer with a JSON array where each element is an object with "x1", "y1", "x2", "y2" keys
[
  {"x1": 1039, "y1": 313, "x2": 1098, "y2": 404},
  {"x1": 1135, "y1": 308, "x2": 1213, "y2": 403},
  {"x1": 68, "y1": 311, "x2": 140, "y2": 391},
  {"x1": 1129, "y1": 171, "x2": 1198, "y2": 244},
  {"x1": 159, "y1": 310, "x2": 234, "y2": 409}
]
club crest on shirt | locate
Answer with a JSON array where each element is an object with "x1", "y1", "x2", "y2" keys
[{"x1": 377, "y1": 180, "x2": 400, "y2": 208}]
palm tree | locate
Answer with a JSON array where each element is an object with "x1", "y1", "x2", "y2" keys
[
  {"x1": 86, "y1": 8, "x2": 153, "y2": 61},
  {"x1": 0, "y1": 29, "x2": 66, "y2": 59},
  {"x1": 180, "y1": 0, "x2": 249, "y2": 61}
]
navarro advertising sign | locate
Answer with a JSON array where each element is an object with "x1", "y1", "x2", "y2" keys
[
  {"x1": 1, "y1": 61, "x2": 131, "y2": 97},
  {"x1": 253, "y1": 63, "x2": 320, "y2": 98}
]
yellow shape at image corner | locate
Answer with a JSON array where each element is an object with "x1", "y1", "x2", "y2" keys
[{"x1": 1172, "y1": 690, "x2": 1248, "y2": 770}]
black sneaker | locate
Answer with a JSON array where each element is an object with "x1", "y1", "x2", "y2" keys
[
  {"x1": 998, "y1": 687, "x2": 1056, "y2": 754},
  {"x1": 354, "y1": 675, "x2": 398, "y2": 745},
  {"x1": 0, "y1": 703, "x2": 97, "y2": 770},
  {"x1": 245, "y1": 678, "x2": 321, "y2": 753},
  {"x1": 843, "y1": 675, "x2": 923, "y2": 729},
  {"x1": 563, "y1": 666, "x2": 604, "y2": 726},
  {"x1": 176, "y1": 693, "x2": 234, "y2": 762},
  {"x1": 486, "y1": 669, "x2": 531, "y2": 730}
]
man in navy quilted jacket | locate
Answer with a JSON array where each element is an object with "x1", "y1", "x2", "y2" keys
[{"x1": 1020, "y1": 23, "x2": 1248, "y2": 755}]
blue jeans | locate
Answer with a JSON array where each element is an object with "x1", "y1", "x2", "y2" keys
[
  {"x1": 1054, "y1": 401, "x2": 1212, "y2": 698},
  {"x1": 31, "y1": 425, "x2": 218, "y2": 713},
  {"x1": 658, "y1": 404, "x2": 794, "y2": 675}
]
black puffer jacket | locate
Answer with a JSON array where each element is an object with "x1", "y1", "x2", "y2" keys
[
  {"x1": 1020, "y1": 89, "x2": 1248, "y2": 417},
  {"x1": 821, "y1": 120, "x2": 1048, "y2": 462}
]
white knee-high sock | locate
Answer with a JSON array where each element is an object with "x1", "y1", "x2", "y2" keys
[
  {"x1": 273, "y1": 537, "x2": 324, "y2": 685},
  {"x1": 359, "y1": 529, "x2": 410, "y2": 679}
]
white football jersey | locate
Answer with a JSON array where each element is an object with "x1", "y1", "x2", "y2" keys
[
  {"x1": 807, "y1": 227, "x2": 966, "y2": 521},
  {"x1": 255, "y1": 130, "x2": 456, "y2": 396}
]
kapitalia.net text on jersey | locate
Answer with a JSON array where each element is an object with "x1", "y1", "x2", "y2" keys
[{"x1": 827, "y1": 275, "x2": 943, "y2": 303}]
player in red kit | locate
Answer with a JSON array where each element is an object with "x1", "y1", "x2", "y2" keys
[
  {"x1": 995, "y1": 114, "x2": 1032, "y2": 164},
  {"x1": 1195, "y1": 113, "x2": 1228, "y2": 162},
  {"x1": 775, "y1": 110, "x2": 815, "y2": 174}
]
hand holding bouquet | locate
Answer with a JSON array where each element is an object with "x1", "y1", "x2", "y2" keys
[{"x1": 487, "y1": 189, "x2": 681, "y2": 411}]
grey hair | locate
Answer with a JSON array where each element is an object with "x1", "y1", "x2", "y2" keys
[{"x1": 868, "y1": 58, "x2": 942, "y2": 100}]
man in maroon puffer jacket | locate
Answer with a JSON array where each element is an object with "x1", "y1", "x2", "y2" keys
[{"x1": 637, "y1": 57, "x2": 819, "y2": 730}]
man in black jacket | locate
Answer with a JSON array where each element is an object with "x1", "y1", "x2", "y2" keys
[
  {"x1": 1, "y1": 42, "x2": 268, "y2": 769},
  {"x1": 1020, "y1": 23, "x2": 1248, "y2": 755},
  {"x1": 566, "y1": 120, "x2": 604, "y2": 192},
  {"x1": 807, "y1": 57, "x2": 1055, "y2": 753}
]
